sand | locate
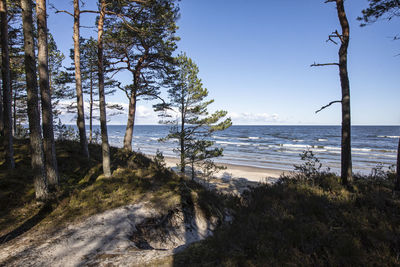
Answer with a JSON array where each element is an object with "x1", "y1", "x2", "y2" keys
[{"x1": 163, "y1": 156, "x2": 286, "y2": 182}]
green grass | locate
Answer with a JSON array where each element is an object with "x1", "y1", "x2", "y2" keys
[{"x1": 173, "y1": 173, "x2": 400, "y2": 266}]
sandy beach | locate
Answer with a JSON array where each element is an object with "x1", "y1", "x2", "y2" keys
[{"x1": 162, "y1": 156, "x2": 286, "y2": 182}]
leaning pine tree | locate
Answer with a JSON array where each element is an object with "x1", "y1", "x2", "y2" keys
[{"x1": 155, "y1": 53, "x2": 232, "y2": 179}]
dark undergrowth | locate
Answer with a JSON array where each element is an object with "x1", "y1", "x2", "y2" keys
[
  {"x1": 174, "y1": 171, "x2": 400, "y2": 266},
  {"x1": 0, "y1": 139, "x2": 229, "y2": 243}
]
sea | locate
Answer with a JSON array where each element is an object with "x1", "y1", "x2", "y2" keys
[{"x1": 88, "y1": 125, "x2": 399, "y2": 175}]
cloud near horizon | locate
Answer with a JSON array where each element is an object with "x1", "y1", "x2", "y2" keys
[
  {"x1": 229, "y1": 112, "x2": 281, "y2": 124},
  {"x1": 58, "y1": 100, "x2": 281, "y2": 125}
]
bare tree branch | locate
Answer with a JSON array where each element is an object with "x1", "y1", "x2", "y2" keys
[
  {"x1": 311, "y1": 62, "x2": 339, "y2": 67},
  {"x1": 315, "y1": 100, "x2": 342, "y2": 114}
]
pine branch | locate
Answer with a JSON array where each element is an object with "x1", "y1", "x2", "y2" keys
[{"x1": 315, "y1": 100, "x2": 342, "y2": 113}]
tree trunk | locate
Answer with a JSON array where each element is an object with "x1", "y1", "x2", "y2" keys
[
  {"x1": 89, "y1": 63, "x2": 93, "y2": 144},
  {"x1": 13, "y1": 83, "x2": 16, "y2": 135},
  {"x1": 395, "y1": 137, "x2": 400, "y2": 191},
  {"x1": 335, "y1": 0, "x2": 352, "y2": 185},
  {"x1": 0, "y1": 71, "x2": 3, "y2": 136},
  {"x1": 123, "y1": 90, "x2": 137, "y2": 151},
  {"x1": 180, "y1": 88, "x2": 185, "y2": 174},
  {"x1": 0, "y1": 0, "x2": 15, "y2": 169},
  {"x1": 21, "y1": 0, "x2": 49, "y2": 200},
  {"x1": 73, "y1": 0, "x2": 89, "y2": 158},
  {"x1": 97, "y1": 0, "x2": 111, "y2": 177},
  {"x1": 36, "y1": 0, "x2": 58, "y2": 186},
  {"x1": 123, "y1": 54, "x2": 147, "y2": 151}
]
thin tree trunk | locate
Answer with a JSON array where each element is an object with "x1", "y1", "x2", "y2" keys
[
  {"x1": 73, "y1": 0, "x2": 89, "y2": 158},
  {"x1": 13, "y1": 83, "x2": 16, "y2": 135},
  {"x1": 123, "y1": 90, "x2": 137, "y2": 151},
  {"x1": 21, "y1": 0, "x2": 49, "y2": 200},
  {"x1": 89, "y1": 63, "x2": 93, "y2": 143},
  {"x1": 1, "y1": 0, "x2": 15, "y2": 169},
  {"x1": 180, "y1": 88, "x2": 185, "y2": 173},
  {"x1": 335, "y1": 0, "x2": 352, "y2": 185},
  {"x1": 97, "y1": 0, "x2": 111, "y2": 177},
  {"x1": 0, "y1": 71, "x2": 3, "y2": 136},
  {"x1": 36, "y1": 0, "x2": 58, "y2": 186},
  {"x1": 395, "y1": 137, "x2": 400, "y2": 191}
]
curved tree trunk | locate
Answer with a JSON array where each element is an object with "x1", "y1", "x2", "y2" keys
[
  {"x1": 97, "y1": 0, "x2": 111, "y2": 177},
  {"x1": 73, "y1": 0, "x2": 89, "y2": 158},
  {"x1": 1, "y1": 0, "x2": 15, "y2": 169},
  {"x1": 336, "y1": 0, "x2": 352, "y2": 185},
  {"x1": 36, "y1": 0, "x2": 59, "y2": 186},
  {"x1": 123, "y1": 91, "x2": 137, "y2": 151},
  {"x1": 21, "y1": 0, "x2": 49, "y2": 200}
]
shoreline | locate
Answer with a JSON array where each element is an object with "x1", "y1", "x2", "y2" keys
[{"x1": 156, "y1": 155, "x2": 287, "y2": 183}]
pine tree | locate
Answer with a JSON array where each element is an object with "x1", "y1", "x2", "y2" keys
[
  {"x1": 104, "y1": 0, "x2": 179, "y2": 151},
  {"x1": 1, "y1": 0, "x2": 15, "y2": 169},
  {"x1": 97, "y1": 0, "x2": 111, "y2": 177},
  {"x1": 48, "y1": 33, "x2": 74, "y2": 122},
  {"x1": 68, "y1": 37, "x2": 122, "y2": 143},
  {"x1": 72, "y1": 0, "x2": 89, "y2": 158},
  {"x1": 36, "y1": 0, "x2": 59, "y2": 186},
  {"x1": 156, "y1": 53, "x2": 231, "y2": 179},
  {"x1": 21, "y1": 0, "x2": 49, "y2": 200},
  {"x1": 312, "y1": 0, "x2": 352, "y2": 186}
]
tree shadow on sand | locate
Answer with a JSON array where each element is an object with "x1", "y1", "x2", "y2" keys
[{"x1": 0, "y1": 203, "x2": 53, "y2": 244}]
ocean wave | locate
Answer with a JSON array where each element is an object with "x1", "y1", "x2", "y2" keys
[
  {"x1": 212, "y1": 136, "x2": 230, "y2": 140},
  {"x1": 293, "y1": 139, "x2": 304, "y2": 142},
  {"x1": 216, "y1": 141, "x2": 248, "y2": 146},
  {"x1": 325, "y1": 146, "x2": 341, "y2": 151},
  {"x1": 378, "y1": 135, "x2": 400, "y2": 139},
  {"x1": 249, "y1": 137, "x2": 260, "y2": 140},
  {"x1": 281, "y1": 144, "x2": 309, "y2": 149},
  {"x1": 318, "y1": 138, "x2": 328, "y2": 142}
]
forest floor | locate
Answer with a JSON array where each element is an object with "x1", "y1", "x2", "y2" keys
[{"x1": 1, "y1": 139, "x2": 400, "y2": 266}]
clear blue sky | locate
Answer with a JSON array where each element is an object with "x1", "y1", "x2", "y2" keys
[{"x1": 47, "y1": 0, "x2": 400, "y2": 125}]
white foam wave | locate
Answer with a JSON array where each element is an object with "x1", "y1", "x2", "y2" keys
[
  {"x1": 216, "y1": 141, "x2": 248, "y2": 146},
  {"x1": 318, "y1": 138, "x2": 328, "y2": 142},
  {"x1": 212, "y1": 136, "x2": 230, "y2": 140},
  {"x1": 378, "y1": 135, "x2": 400, "y2": 139},
  {"x1": 282, "y1": 144, "x2": 309, "y2": 149}
]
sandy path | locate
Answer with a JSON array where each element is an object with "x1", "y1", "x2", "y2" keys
[{"x1": 0, "y1": 201, "x2": 217, "y2": 267}]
